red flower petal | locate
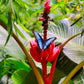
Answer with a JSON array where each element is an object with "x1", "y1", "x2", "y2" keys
[
  {"x1": 30, "y1": 41, "x2": 41, "y2": 62},
  {"x1": 41, "y1": 50, "x2": 49, "y2": 61},
  {"x1": 48, "y1": 47, "x2": 60, "y2": 62},
  {"x1": 30, "y1": 41, "x2": 37, "y2": 48},
  {"x1": 30, "y1": 47, "x2": 41, "y2": 62},
  {"x1": 44, "y1": 0, "x2": 50, "y2": 8},
  {"x1": 39, "y1": 17, "x2": 45, "y2": 21},
  {"x1": 47, "y1": 5, "x2": 51, "y2": 14},
  {"x1": 44, "y1": 0, "x2": 51, "y2": 14}
]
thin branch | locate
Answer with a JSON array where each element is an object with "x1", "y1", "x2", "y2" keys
[
  {"x1": 48, "y1": 57, "x2": 58, "y2": 84},
  {"x1": 61, "y1": 60, "x2": 84, "y2": 84}
]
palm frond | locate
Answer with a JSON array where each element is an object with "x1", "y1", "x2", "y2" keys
[
  {"x1": 49, "y1": 18, "x2": 84, "y2": 48},
  {"x1": 48, "y1": 18, "x2": 84, "y2": 64}
]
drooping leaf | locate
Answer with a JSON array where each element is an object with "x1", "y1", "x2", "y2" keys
[
  {"x1": 6, "y1": 58, "x2": 30, "y2": 72},
  {"x1": 0, "y1": 60, "x2": 6, "y2": 79},
  {"x1": 0, "y1": 0, "x2": 11, "y2": 14},
  {"x1": 17, "y1": 19, "x2": 30, "y2": 33},
  {"x1": 14, "y1": 24, "x2": 27, "y2": 41},
  {"x1": 4, "y1": 12, "x2": 12, "y2": 46},
  {"x1": 12, "y1": 0, "x2": 29, "y2": 18},
  {"x1": 0, "y1": 14, "x2": 8, "y2": 26}
]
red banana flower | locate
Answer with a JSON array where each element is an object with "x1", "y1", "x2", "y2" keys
[
  {"x1": 44, "y1": 0, "x2": 51, "y2": 14},
  {"x1": 30, "y1": 39, "x2": 60, "y2": 63}
]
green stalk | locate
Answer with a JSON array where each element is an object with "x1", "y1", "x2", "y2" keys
[
  {"x1": 60, "y1": 32, "x2": 81, "y2": 50},
  {"x1": 61, "y1": 60, "x2": 84, "y2": 84},
  {"x1": 0, "y1": 23, "x2": 44, "y2": 84},
  {"x1": 12, "y1": 33, "x2": 44, "y2": 84}
]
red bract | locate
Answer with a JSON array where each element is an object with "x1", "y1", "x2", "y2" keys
[
  {"x1": 44, "y1": 0, "x2": 51, "y2": 14},
  {"x1": 39, "y1": 17, "x2": 45, "y2": 21},
  {"x1": 39, "y1": 0, "x2": 51, "y2": 21},
  {"x1": 30, "y1": 40, "x2": 60, "y2": 63}
]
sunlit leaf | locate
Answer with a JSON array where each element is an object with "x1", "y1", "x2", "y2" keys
[
  {"x1": 17, "y1": 19, "x2": 30, "y2": 33},
  {"x1": 6, "y1": 58, "x2": 30, "y2": 72},
  {"x1": 12, "y1": 69, "x2": 38, "y2": 84},
  {"x1": 47, "y1": 62, "x2": 52, "y2": 66},
  {"x1": 14, "y1": 0, "x2": 29, "y2": 10},
  {"x1": 0, "y1": 14, "x2": 8, "y2": 25},
  {"x1": 51, "y1": 4, "x2": 58, "y2": 10},
  {"x1": 0, "y1": 0, "x2": 11, "y2": 14},
  {"x1": 14, "y1": 24, "x2": 27, "y2": 41},
  {"x1": 0, "y1": 26, "x2": 26, "y2": 60},
  {"x1": 12, "y1": 0, "x2": 28, "y2": 17}
]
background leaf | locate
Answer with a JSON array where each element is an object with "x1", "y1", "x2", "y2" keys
[
  {"x1": 12, "y1": 69, "x2": 38, "y2": 84},
  {"x1": 0, "y1": 26, "x2": 26, "y2": 60},
  {"x1": 17, "y1": 19, "x2": 30, "y2": 33},
  {"x1": 5, "y1": 12, "x2": 12, "y2": 46},
  {"x1": 0, "y1": 60, "x2": 6, "y2": 79},
  {"x1": 48, "y1": 20, "x2": 84, "y2": 64},
  {"x1": 14, "y1": 24, "x2": 27, "y2": 41},
  {"x1": 6, "y1": 58, "x2": 30, "y2": 72}
]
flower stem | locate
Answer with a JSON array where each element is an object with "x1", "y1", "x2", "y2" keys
[
  {"x1": 42, "y1": 62, "x2": 48, "y2": 84},
  {"x1": 61, "y1": 60, "x2": 84, "y2": 84},
  {"x1": 43, "y1": 26, "x2": 47, "y2": 40},
  {"x1": 43, "y1": 14, "x2": 48, "y2": 40},
  {"x1": 60, "y1": 32, "x2": 81, "y2": 50},
  {"x1": 0, "y1": 23, "x2": 44, "y2": 84},
  {"x1": 42, "y1": 9, "x2": 49, "y2": 40},
  {"x1": 48, "y1": 56, "x2": 58, "y2": 84}
]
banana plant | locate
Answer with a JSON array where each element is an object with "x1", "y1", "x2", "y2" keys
[{"x1": 0, "y1": 0, "x2": 84, "y2": 84}]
